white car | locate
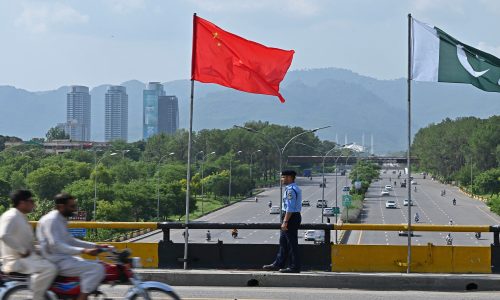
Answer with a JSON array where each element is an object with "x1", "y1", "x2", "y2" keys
[
  {"x1": 304, "y1": 230, "x2": 325, "y2": 243},
  {"x1": 323, "y1": 207, "x2": 334, "y2": 216},
  {"x1": 381, "y1": 189, "x2": 390, "y2": 196},
  {"x1": 385, "y1": 185, "x2": 393, "y2": 191},
  {"x1": 403, "y1": 199, "x2": 414, "y2": 206},
  {"x1": 269, "y1": 206, "x2": 280, "y2": 214},
  {"x1": 385, "y1": 200, "x2": 397, "y2": 209},
  {"x1": 411, "y1": 180, "x2": 417, "y2": 185},
  {"x1": 304, "y1": 230, "x2": 316, "y2": 241}
]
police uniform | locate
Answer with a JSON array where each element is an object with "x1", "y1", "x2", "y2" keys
[{"x1": 265, "y1": 170, "x2": 302, "y2": 273}]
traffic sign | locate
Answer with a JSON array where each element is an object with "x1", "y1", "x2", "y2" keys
[
  {"x1": 332, "y1": 206, "x2": 340, "y2": 214},
  {"x1": 68, "y1": 228, "x2": 87, "y2": 237},
  {"x1": 342, "y1": 194, "x2": 352, "y2": 207}
]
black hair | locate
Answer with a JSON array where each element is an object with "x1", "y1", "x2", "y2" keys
[
  {"x1": 54, "y1": 192, "x2": 75, "y2": 205},
  {"x1": 10, "y1": 190, "x2": 33, "y2": 207}
]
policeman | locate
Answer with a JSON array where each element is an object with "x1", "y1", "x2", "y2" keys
[{"x1": 263, "y1": 170, "x2": 302, "y2": 273}]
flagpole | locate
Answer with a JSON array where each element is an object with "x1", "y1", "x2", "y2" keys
[
  {"x1": 183, "y1": 12, "x2": 197, "y2": 270},
  {"x1": 406, "y1": 13, "x2": 413, "y2": 274}
]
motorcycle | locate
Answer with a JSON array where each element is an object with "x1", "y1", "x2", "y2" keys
[
  {"x1": 255, "y1": 197, "x2": 258, "y2": 203},
  {"x1": 414, "y1": 215, "x2": 419, "y2": 223},
  {"x1": 206, "y1": 230, "x2": 211, "y2": 242},
  {"x1": 231, "y1": 229, "x2": 238, "y2": 239},
  {"x1": 475, "y1": 232, "x2": 481, "y2": 239},
  {"x1": 0, "y1": 248, "x2": 180, "y2": 299},
  {"x1": 268, "y1": 201, "x2": 272, "y2": 208},
  {"x1": 452, "y1": 199, "x2": 456, "y2": 206},
  {"x1": 446, "y1": 236, "x2": 453, "y2": 245}
]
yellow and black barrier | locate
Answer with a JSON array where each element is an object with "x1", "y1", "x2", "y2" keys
[{"x1": 27, "y1": 221, "x2": 500, "y2": 272}]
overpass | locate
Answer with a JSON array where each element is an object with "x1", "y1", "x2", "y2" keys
[{"x1": 287, "y1": 155, "x2": 418, "y2": 164}]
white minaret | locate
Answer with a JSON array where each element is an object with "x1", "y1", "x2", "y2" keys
[
  {"x1": 362, "y1": 133, "x2": 365, "y2": 148},
  {"x1": 344, "y1": 134, "x2": 348, "y2": 145},
  {"x1": 371, "y1": 134, "x2": 374, "y2": 155},
  {"x1": 335, "y1": 133, "x2": 339, "y2": 145}
]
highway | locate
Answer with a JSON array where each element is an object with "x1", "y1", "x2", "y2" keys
[
  {"x1": 134, "y1": 174, "x2": 351, "y2": 244},
  {"x1": 346, "y1": 169, "x2": 500, "y2": 246}
]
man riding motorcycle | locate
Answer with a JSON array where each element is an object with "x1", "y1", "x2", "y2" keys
[{"x1": 414, "y1": 212, "x2": 420, "y2": 223}]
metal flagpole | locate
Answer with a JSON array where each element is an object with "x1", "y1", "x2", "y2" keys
[
  {"x1": 184, "y1": 12, "x2": 198, "y2": 270},
  {"x1": 406, "y1": 13, "x2": 413, "y2": 274}
]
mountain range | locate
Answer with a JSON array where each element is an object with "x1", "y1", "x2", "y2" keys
[{"x1": 1, "y1": 67, "x2": 499, "y2": 154}]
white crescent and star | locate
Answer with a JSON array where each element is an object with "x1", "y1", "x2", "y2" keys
[{"x1": 456, "y1": 45, "x2": 489, "y2": 78}]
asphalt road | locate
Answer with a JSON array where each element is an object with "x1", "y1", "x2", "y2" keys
[
  {"x1": 80, "y1": 285, "x2": 500, "y2": 300},
  {"x1": 346, "y1": 169, "x2": 500, "y2": 246},
  {"x1": 134, "y1": 174, "x2": 350, "y2": 244}
]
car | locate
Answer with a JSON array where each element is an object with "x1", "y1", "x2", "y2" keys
[
  {"x1": 304, "y1": 230, "x2": 316, "y2": 241},
  {"x1": 340, "y1": 170, "x2": 346, "y2": 176},
  {"x1": 411, "y1": 180, "x2": 417, "y2": 185},
  {"x1": 269, "y1": 206, "x2": 280, "y2": 214},
  {"x1": 381, "y1": 190, "x2": 390, "y2": 196},
  {"x1": 342, "y1": 186, "x2": 350, "y2": 192},
  {"x1": 302, "y1": 199, "x2": 310, "y2": 206},
  {"x1": 384, "y1": 185, "x2": 393, "y2": 191},
  {"x1": 403, "y1": 199, "x2": 414, "y2": 206},
  {"x1": 400, "y1": 182, "x2": 407, "y2": 188},
  {"x1": 316, "y1": 199, "x2": 327, "y2": 208},
  {"x1": 323, "y1": 207, "x2": 334, "y2": 216},
  {"x1": 398, "y1": 230, "x2": 414, "y2": 236},
  {"x1": 385, "y1": 200, "x2": 397, "y2": 208}
]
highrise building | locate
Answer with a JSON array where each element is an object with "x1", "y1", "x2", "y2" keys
[
  {"x1": 66, "y1": 86, "x2": 91, "y2": 141},
  {"x1": 143, "y1": 82, "x2": 179, "y2": 139},
  {"x1": 105, "y1": 86, "x2": 128, "y2": 142},
  {"x1": 158, "y1": 96, "x2": 179, "y2": 135}
]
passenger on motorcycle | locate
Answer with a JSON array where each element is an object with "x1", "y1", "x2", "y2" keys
[
  {"x1": 37, "y1": 193, "x2": 109, "y2": 300},
  {"x1": 0, "y1": 190, "x2": 57, "y2": 300}
]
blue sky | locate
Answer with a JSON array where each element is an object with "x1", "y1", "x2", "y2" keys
[{"x1": 1, "y1": 0, "x2": 499, "y2": 91}]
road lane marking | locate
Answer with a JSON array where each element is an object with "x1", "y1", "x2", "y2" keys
[
  {"x1": 357, "y1": 230, "x2": 363, "y2": 244},
  {"x1": 476, "y1": 205, "x2": 500, "y2": 223}
]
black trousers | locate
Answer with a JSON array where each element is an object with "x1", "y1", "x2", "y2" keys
[{"x1": 273, "y1": 212, "x2": 301, "y2": 270}]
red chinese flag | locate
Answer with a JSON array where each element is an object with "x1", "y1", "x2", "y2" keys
[{"x1": 191, "y1": 16, "x2": 294, "y2": 103}]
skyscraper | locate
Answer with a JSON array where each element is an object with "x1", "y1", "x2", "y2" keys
[
  {"x1": 105, "y1": 86, "x2": 128, "y2": 142},
  {"x1": 66, "y1": 86, "x2": 91, "y2": 141},
  {"x1": 158, "y1": 95, "x2": 179, "y2": 135},
  {"x1": 143, "y1": 82, "x2": 165, "y2": 139}
]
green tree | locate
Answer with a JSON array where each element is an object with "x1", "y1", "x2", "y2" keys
[{"x1": 45, "y1": 126, "x2": 69, "y2": 141}]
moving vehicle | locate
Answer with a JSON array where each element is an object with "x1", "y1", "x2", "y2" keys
[
  {"x1": 269, "y1": 205, "x2": 280, "y2": 214},
  {"x1": 303, "y1": 169, "x2": 312, "y2": 177},
  {"x1": 316, "y1": 199, "x2": 327, "y2": 208},
  {"x1": 400, "y1": 182, "x2": 406, "y2": 188},
  {"x1": 381, "y1": 189, "x2": 390, "y2": 196},
  {"x1": 319, "y1": 183, "x2": 326, "y2": 188},
  {"x1": 231, "y1": 229, "x2": 238, "y2": 239},
  {"x1": 322, "y1": 207, "x2": 334, "y2": 216},
  {"x1": 340, "y1": 170, "x2": 346, "y2": 176},
  {"x1": 398, "y1": 230, "x2": 414, "y2": 236},
  {"x1": 304, "y1": 230, "x2": 316, "y2": 241},
  {"x1": 342, "y1": 186, "x2": 350, "y2": 192},
  {"x1": 384, "y1": 185, "x2": 393, "y2": 191},
  {"x1": 304, "y1": 230, "x2": 325, "y2": 243},
  {"x1": 452, "y1": 198, "x2": 456, "y2": 205},
  {"x1": 403, "y1": 199, "x2": 414, "y2": 206},
  {"x1": 385, "y1": 200, "x2": 397, "y2": 208},
  {"x1": 302, "y1": 199, "x2": 310, "y2": 206},
  {"x1": 0, "y1": 248, "x2": 180, "y2": 299}
]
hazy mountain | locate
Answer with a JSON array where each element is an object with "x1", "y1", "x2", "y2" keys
[{"x1": 1, "y1": 67, "x2": 499, "y2": 154}]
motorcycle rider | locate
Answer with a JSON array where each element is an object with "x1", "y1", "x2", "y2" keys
[
  {"x1": 37, "y1": 193, "x2": 108, "y2": 300},
  {"x1": 475, "y1": 232, "x2": 481, "y2": 239},
  {"x1": 231, "y1": 228, "x2": 238, "y2": 238},
  {"x1": 452, "y1": 198, "x2": 456, "y2": 205},
  {"x1": 445, "y1": 233, "x2": 453, "y2": 245},
  {"x1": 206, "y1": 230, "x2": 211, "y2": 242},
  {"x1": 268, "y1": 200, "x2": 272, "y2": 208},
  {"x1": 0, "y1": 190, "x2": 57, "y2": 300},
  {"x1": 448, "y1": 219, "x2": 454, "y2": 226},
  {"x1": 414, "y1": 212, "x2": 420, "y2": 223},
  {"x1": 255, "y1": 196, "x2": 258, "y2": 203}
]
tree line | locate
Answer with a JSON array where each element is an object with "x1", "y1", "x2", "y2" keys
[
  {"x1": 412, "y1": 116, "x2": 500, "y2": 214},
  {"x1": 0, "y1": 121, "x2": 335, "y2": 223}
]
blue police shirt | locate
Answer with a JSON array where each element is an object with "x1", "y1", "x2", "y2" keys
[{"x1": 283, "y1": 182, "x2": 302, "y2": 213}]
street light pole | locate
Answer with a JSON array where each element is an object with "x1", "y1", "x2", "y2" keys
[
  {"x1": 94, "y1": 151, "x2": 117, "y2": 221},
  {"x1": 229, "y1": 151, "x2": 243, "y2": 203},
  {"x1": 250, "y1": 150, "x2": 261, "y2": 191},
  {"x1": 200, "y1": 151, "x2": 215, "y2": 214},
  {"x1": 156, "y1": 152, "x2": 175, "y2": 220}
]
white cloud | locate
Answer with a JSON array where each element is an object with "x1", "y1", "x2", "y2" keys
[
  {"x1": 104, "y1": 0, "x2": 145, "y2": 14},
  {"x1": 15, "y1": 2, "x2": 88, "y2": 34},
  {"x1": 189, "y1": 0, "x2": 320, "y2": 17},
  {"x1": 477, "y1": 42, "x2": 500, "y2": 58}
]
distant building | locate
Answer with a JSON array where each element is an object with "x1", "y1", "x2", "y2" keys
[
  {"x1": 43, "y1": 140, "x2": 110, "y2": 155},
  {"x1": 105, "y1": 86, "x2": 128, "y2": 142},
  {"x1": 158, "y1": 96, "x2": 179, "y2": 135},
  {"x1": 66, "y1": 86, "x2": 91, "y2": 141},
  {"x1": 143, "y1": 83, "x2": 179, "y2": 139}
]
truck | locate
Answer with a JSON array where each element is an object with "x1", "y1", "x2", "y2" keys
[{"x1": 303, "y1": 169, "x2": 312, "y2": 178}]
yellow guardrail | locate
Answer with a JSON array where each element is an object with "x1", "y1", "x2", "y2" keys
[
  {"x1": 29, "y1": 221, "x2": 158, "y2": 229},
  {"x1": 335, "y1": 224, "x2": 491, "y2": 232}
]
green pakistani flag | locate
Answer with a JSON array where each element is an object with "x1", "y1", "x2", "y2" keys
[{"x1": 411, "y1": 18, "x2": 500, "y2": 92}]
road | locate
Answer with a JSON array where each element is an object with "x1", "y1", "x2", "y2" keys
[
  {"x1": 346, "y1": 169, "x2": 500, "y2": 246},
  {"x1": 134, "y1": 174, "x2": 350, "y2": 244},
  {"x1": 83, "y1": 285, "x2": 500, "y2": 300}
]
